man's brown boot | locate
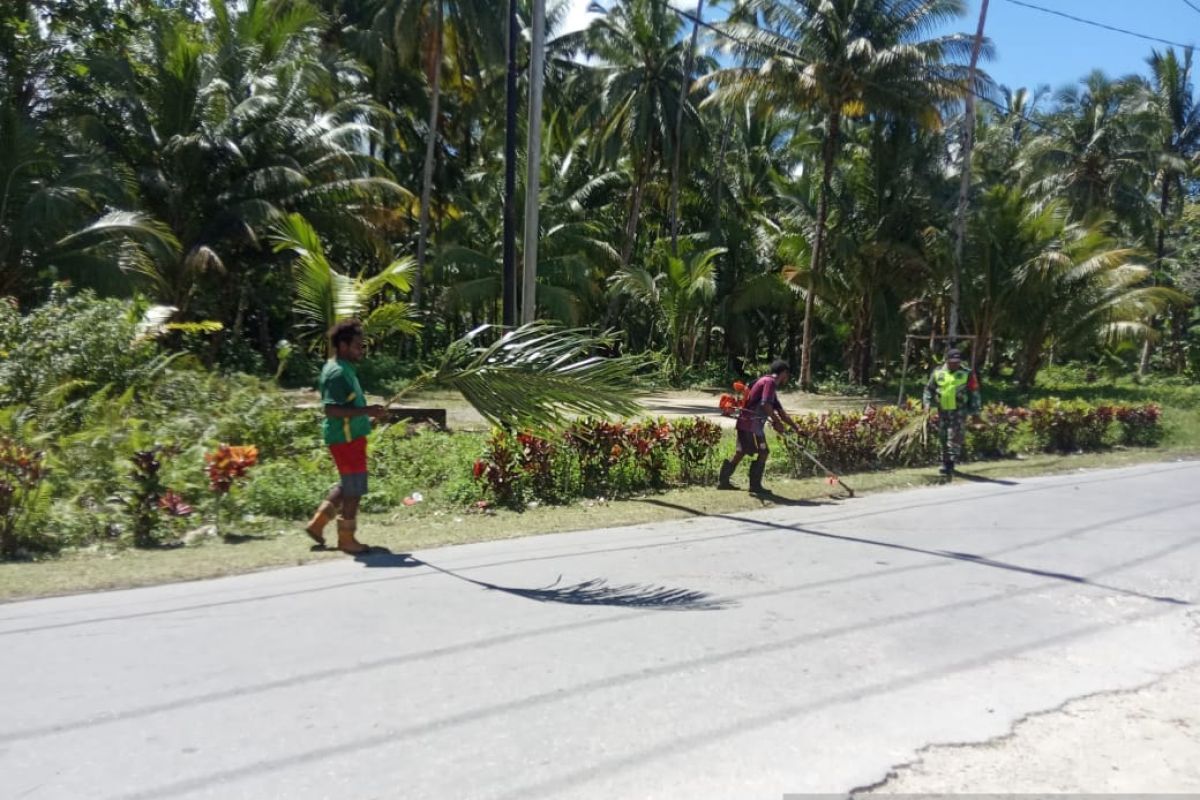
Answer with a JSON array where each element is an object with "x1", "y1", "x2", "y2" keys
[
  {"x1": 336, "y1": 517, "x2": 370, "y2": 554},
  {"x1": 305, "y1": 500, "x2": 336, "y2": 546}
]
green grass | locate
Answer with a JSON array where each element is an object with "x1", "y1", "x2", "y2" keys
[
  {"x1": 2, "y1": 443, "x2": 1195, "y2": 603},
  {"x1": 4, "y1": 370, "x2": 1197, "y2": 604}
]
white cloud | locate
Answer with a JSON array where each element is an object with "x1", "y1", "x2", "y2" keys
[
  {"x1": 558, "y1": 0, "x2": 695, "y2": 34},
  {"x1": 559, "y1": 0, "x2": 600, "y2": 34}
]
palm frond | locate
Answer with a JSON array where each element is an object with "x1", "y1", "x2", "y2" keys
[
  {"x1": 393, "y1": 324, "x2": 650, "y2": 430},
  {"x1": 878, "y1": 410, "x2": 934, "y2": 462},
  {"x1": 363, "y1": 303, "x2": 421, "y2": 339},
  {"x1": 55, "y1": 211, "x2": 181, "y2": 265}
]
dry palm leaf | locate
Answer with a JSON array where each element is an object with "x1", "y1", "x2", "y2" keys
[{"x1": 878, "y1": 409, "x2": 934, "y2": 462}]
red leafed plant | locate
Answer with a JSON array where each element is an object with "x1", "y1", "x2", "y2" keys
[
  {"x1": 158, "y1": 491, "x2": 195, "y2": 517},
  {"x1": 671, "y1": 417, "x2": 723, "y2": 484},
  {"x1": 626, "y1": 419, "x2": 673, "y2": 487},
  {"x1": 473, "y1": 430, "x2": 522, "y2": 508}
]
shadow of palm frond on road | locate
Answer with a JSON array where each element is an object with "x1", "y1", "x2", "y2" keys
[{"x1": 355, "y1": 550, "x2": 733, "y2": 611}]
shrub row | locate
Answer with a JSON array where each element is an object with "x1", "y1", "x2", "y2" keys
[
  {"x1": 472, "y1": 417, "x2": 724, "y2": 508},
  {"x1": 784, "y1": 398, "x2": 1162, "y2": 478},
  {"x1": 471, "y1": 398, "x2": 1165, "y2": 507}
]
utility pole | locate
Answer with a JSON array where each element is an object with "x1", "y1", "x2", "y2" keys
[
  {"x1": 502, "y1": 0, "x2": 520, "y2": 327},
  {"x1": 521, "y1": 0, "x2": 546, "y2": 324},
  {"x1": 950, "y1": 0, "x2": 990, "y2": 347}
]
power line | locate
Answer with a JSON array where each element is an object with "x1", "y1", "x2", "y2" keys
[
  {"x1": 1183, "y1": 0, "x2": 1200, "y2": 17},
  {"x1": 1003, "y1": 0, "x2": 1193, "y2": 50},
  {"x1": 665, "y1": 1, "x2": 782, "y2": 61}
]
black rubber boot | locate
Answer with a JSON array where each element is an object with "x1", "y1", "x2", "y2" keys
[
  {"x1": 717, "y1": 459, "x2": 737, "y2": 490},
  {"x1": 748, "y1": 459, "x2": 769, "y2": 495}
]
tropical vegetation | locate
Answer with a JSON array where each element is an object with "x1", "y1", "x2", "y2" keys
[{"x1": 3, "y1": 0, "x2": 1200, "y2": 566}]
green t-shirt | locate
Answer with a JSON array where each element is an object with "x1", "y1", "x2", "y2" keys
[{"x1": 319, "y1": 359, "x2": 372, "y2": 445}]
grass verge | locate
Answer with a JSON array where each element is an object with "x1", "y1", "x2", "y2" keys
[{"x1": 2, "y1": 444, "x2": 1194, "y2": 603}]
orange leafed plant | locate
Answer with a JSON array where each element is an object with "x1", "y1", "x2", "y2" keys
[{"x1": 205, "y1": 445, "x2": 259, "y2": 494}]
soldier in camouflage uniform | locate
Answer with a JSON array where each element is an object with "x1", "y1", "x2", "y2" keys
[{"x1": 922, "y1": 349, "x2": 981, "y2": 477}]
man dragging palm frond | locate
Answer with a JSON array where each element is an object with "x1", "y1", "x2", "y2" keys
[{"x1": 306, "y1": 321, "x2": 646, "y2": 553}]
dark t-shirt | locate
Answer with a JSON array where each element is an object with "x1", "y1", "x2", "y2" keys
[{"x1": 735, "y1": 375, "x2": 783, "y2": 434}]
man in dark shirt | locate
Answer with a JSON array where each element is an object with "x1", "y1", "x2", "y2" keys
[{"x1": 719, "y1": 360, "x2": 803, "y2": 495}]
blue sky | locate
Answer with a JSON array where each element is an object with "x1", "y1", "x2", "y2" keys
[
  {"x1": 967, "y1": 0, "x2": 1200, "y2": 93},
  {"x1": 563, "y1": 0, "x2": 1200, "y2": 94}
]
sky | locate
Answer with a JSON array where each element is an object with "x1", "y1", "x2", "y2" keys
[{"x1": 561, "y1": 0, "x2": 1200, "y2": 93}]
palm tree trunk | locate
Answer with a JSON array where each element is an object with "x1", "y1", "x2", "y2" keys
[
  {"x1": 786, "y1": 303, "x2": 798, "y2": 371},
  {"x1": 974, "y1": 317, "x2": 992, "y2": 374},
  {"x1": 1170, "y1": 307, "x2": 1188, "y2": 373},
  {"x1": 712, "y1": 115, "x2": 735, "y2": 372},
  {"x1": 668, "y1": 0, "x2": 704, "y2": 255},
  {"x1": 1139, "y1": 175, "x2": 1171, "y2": 376},
  {"x1": 848, "y1": 294, "x2": 872, "y2": 385},
  {"x1": 800, "y1": 109, "x2": 841, "y2": 388},
  {"x1": 620, "y1": 159, "x2": 649, "y2": 267},
  {"x1": 1018, "y1": 326, "x2": 1046, "y2": 389},
  {"x1": 415, "y1": 0, "x2": 444, "y2": 310}
]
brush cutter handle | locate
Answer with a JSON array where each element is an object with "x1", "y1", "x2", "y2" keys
[{"x1": 782, "y1": 431, "x2": 855, "y2": 498}]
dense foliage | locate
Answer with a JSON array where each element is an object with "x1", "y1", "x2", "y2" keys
[
  {"x1": 0, "y1": 1, "x2": 1195, "y2": 560},
  {"x1": 2, "y1": 0, "x2": 1197, "y2": 386}
]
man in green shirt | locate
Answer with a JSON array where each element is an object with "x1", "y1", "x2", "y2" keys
[
  {"x1": 922, "y1": 348, "x2": 981, "y2": 477},
  {"x1": 305, "y1": 320, "x2": 387, "y2": 553}
]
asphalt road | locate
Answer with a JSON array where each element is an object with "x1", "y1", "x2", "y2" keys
[{"x1": 3, "y1": 461, "x2": 1199, "y2": 800}]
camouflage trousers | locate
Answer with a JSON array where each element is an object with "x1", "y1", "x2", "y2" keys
[{"x1": 937, "y1": 409, "x2": 966, "y2": 463}]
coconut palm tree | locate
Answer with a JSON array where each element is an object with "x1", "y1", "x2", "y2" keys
[
  {"x1": 962, "y1": 189, "x2": 1182, "y2": 387},
  {"x1": 71, "y1": 0, "x2": 408, "y2": 334},
  {"x1": 708, "y1": 0, "x2": 974, "y2": 387},
  {"x1": 354, "y1": 0, "x2": 502, "y2": 309},
  {"x1": 1134, "y1": 48, "x2": 1200, "y2": 373},
  {"x1": 1020, "y1": 72, "x2": 1154, "y2": 230},
  {"x1": 583, "y1": 0, "x2": 695, "y2": 267}
]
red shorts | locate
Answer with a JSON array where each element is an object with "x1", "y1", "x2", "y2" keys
[{"x1": 329, "y1": 437, "x2": 368, "y2": 475}]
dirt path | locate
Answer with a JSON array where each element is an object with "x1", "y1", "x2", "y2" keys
[
  {"x1": 370, "y1": 388, "x2": 867, "y2": 430},
  {"x1": 288, "y1": 387, "x2": 868, "y2": 430}
]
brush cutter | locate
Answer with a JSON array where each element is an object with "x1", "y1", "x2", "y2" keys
[{"x1": 780, "y1": 430, "x2": 855, "y2": 498}]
